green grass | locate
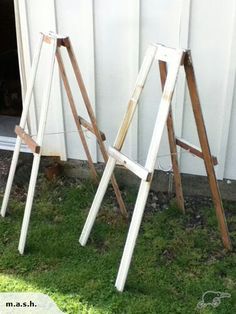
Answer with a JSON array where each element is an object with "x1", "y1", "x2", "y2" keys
[{"x1": 0, "y1": 175, "x2": 235, "y2": 313}]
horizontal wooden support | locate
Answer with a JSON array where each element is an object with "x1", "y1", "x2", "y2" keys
[
  {"x1": 42, "y1": 33, "x2": 70, "y2": 47},
  {"x1": 78, "y1": 116, "x2": 106, "y2": 141},
  {"x1": 15, "y1": 126, "x2": 40, "y2": 154},
  {"x1": 176, "y1": 137, "x2": 218, "y2": 165},
  {"x1": 152, "y1": 44, "x2": 186, "y2": 65},
  {"x1": 108, "y1": 147, "x2": 152, "y2": 181}
]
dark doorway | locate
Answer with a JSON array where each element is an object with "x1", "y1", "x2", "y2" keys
[{"x1": 0, "y1": 0, "x2": 22, "y2": 137}]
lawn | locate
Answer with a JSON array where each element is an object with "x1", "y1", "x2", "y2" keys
[{"x1": 0, "y1": 174, "x2": 235, "y2": 313}]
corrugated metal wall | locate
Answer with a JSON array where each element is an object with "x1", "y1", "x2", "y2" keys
[{"x1": 17, "y1": 0, "x2": 236, "y2": 180}]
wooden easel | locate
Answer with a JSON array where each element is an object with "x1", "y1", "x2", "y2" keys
[
  {"x1": 0, "y1": 32, "x2": 127, "y2": 255},
  {"x1": 79, "y1": 44, "x2": 232, "y2": 292}
]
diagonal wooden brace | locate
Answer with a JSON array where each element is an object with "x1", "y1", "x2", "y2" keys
[
  {"x1": 15, "y1": 126, "x2": 40, "y2": 154},
  {"x1": 159, "y1": 60, "x2": 185, "y2": 213},
  {"x1": 78, "y1": 116, "x2": 106, "y2": 141},
  {"x1": 176, "y1": 137, "x2": 218, "y2": 165},
  {"x1": 184, "y1": 51, "x2": 232, "y2": 251}
]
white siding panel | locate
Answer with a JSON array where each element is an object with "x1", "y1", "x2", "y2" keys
[
  {"x1": 55, "y1": 0, "x2": 96, "y2": 161},
  {"x1": 225, "y1": 88, "x2": 236, "y2": 179},
  {"x1": 139, "y1": 0, "x2": 184, "y2": 169},
  {"x1": 23, "y1": 0, "x2": 67, "y2": 158},
  {"x1": 217, "y1": 2, "x2": 236, "y2": 179},
  {"x1": 180, "y1": 0, "x2": 235, "y2": 177},
  {"x1": 17, "y1": 0, "x2": 236, "y2": 180},
  {"x1": 94, "y1": 0, "x2": 139, "y2": 161}
]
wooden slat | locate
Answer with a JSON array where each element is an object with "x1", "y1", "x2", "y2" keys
[
  {"x1": 65, "y1": 39, "x2": 128, "y2": 217},
  {"x1": 56, "y1": 49, "x2": 99, "y2": 182},
  {"x1": 184, "y1": 51, "x2": 232, "y2": 251},
  {"x1": 78, "y1": 115, "x2": 106, "y2": 141},
  {"x1": 114, "y1": 45, "x2": 157, "y2": 150},
  {"x1": 154, "y1": 44, "x2": 186, "y2": 65},
  {"x1": 176, "y1": 137, "x2": 218, "y2": 165},
  {"x1": 42, "y1": 33, "x2": 69, "y2": 48},
  {"x1": 109, "y1": 147, "x2": 151, "y2": 181},
  {"x1": 159, "y1": 61, "x2": 185, "y2": 213},
  {"x1": 42, "y1": 34, "x2": 52, "y2": 45},
  {"x1": 115, "y1": 51, "x2": 184, "y2": 292},
  {"x1": 15, "y1": 126, "x2": 40, "y2": 154}
]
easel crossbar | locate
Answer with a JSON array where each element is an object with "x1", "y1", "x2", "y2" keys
[
  {"x1": 108, "y1": 147, "x2": 151, "y2": 181},
  {"x1": 78, "y1": 116, "x2": 106, "y2": 141},
  {"x1": 176, "y1": 137, "x2": 218, "y2": 165},
  {"x1": 15, "y1": 126, "x2": 40, "y2": 154}
]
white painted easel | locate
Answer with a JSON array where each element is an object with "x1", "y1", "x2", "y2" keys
[
  {"x1": 79, "y1": 44, "x2": 232, "y2": 292},
  {"x1": 1, "y1": 32, "x2": 126, "y2": 255}
]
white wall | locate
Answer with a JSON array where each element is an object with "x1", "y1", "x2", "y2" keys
[{"x1": 17, "y1": 0, "x2": 236, "y2": 180}]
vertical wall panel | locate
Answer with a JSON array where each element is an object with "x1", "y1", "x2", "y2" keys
[
  {"x1": 21, "y1": 0, "x2": 67, "y2": 159},
  {"x1": 55, "y1": 0, "x2": 96, "y2": 161},
  {"x1": 94, "y1": 0, "x2": 140, "y2": 160},
  {"x1": 217, "y1": 2, "x2": 236, "y2": 179},
  {"x1": 17, "y1": 0, "x2": 38, "y2": 135},
  {"x1": 180, "y1": 0, "x2": 235, "y2": 177},
  {"x1": 225, "y1": 87, "x2": 236, "y2": 179},
  {"x1": 139, "y1": 0, "x2": 184, "y2": 169}
]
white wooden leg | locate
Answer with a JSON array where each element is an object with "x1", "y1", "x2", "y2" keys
[
  {"x1": 115, "y1": 54, "x2": 183, "y2": 291},
  {"x1": 1, "y1": 35, "x2": 43, "y2": 218},
  {"x1": 79, "y1": 156, "x2": 116, "y2": 246},
  {"x1": 18, "y1": 38, "x2": 57, "y2": 254},
  {"x1": 115, "y1": 180, "x2": 151, "y2": 292},
  {"x1": 1, "y1": 138, "x2": 22, "y2": 217},
  {"x1": 18, "y1": 154, "x2": 41, "y2": 254}
]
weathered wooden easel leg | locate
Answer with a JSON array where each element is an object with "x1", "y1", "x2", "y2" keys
[
  {"x1": 1, "y1": 35, "x2": 44, "y2": 218},
  {"x1": 115, "y1": 57, "x2": 183, "y2": 292},
  {"x1": 18, "y1": 39, "x2": 57, "y2": 255},
  {"x1": 184, "y1": 52, "x2": 232, "y2": 251},
  {"x1": 79, "y1": 45, "x2": 157, "y2": 245},
  {"x1": 65, "y1": 39, "x2": 128, "y2": 217},
  {"x1": 56, "y1": 49, "x2": 98, "y2": 182},
  {"x1": 79, "y1": 156, "x2": 117, "y2": 245},
  {"x1": 159, "y1": 61, "x2": 185, "y2": 213}
]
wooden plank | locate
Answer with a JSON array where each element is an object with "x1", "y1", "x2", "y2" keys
[
  {"x1": 1, "y1": 34, "x2": 44, "y2": 218},
  {"x1": 80, "y1": 156, "x2": 117, "y2": 246},
  {"x1": 46, "y1": 4, "x2": 68, "y2": 161},
  {"x1": 56, "y1": 48, "x2": 98, "y2": 182},
  {"x1": 114, "y1": 45, "x2": 157, "y2": 149},
  {"x1": 159, "y1": 61, "x2": 185, "y2": 213},
  {"x1": 115, "y1": 52, "x2": 184, "y2": 292},
  {"x1": 18, "y1": 38, "x2": 58, "y2": 254},
  {"x1": 176, "y1": 137, "x2": 218, "y2": 165},
  {"x1": 65, "y1": 39, "x2": 127, "y2": 217},
  {"x1": 15, "y1": 126, "x2": 40, "y2": 154},
  {"x1": 43, "y1": 34, "x2": 52, "y2": 45},
  {"x1": 78, "y1": 115, "x2": 106, "y2": 141},
  {"x1": 154, "y1": 44, "x2": 186, "y2": 65},
  {"x1": 184, "y1": 51, "x2": 232, "y2": 251},
  {"x1": 109, "y1": 147, "x2": 151, "y2": 181},
  {"x1": 79, "y1": 45, "x2": 157, "y2": 248},
  {"x1": 42, "y1": 33, "x2": 69, "y2": 48}
]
